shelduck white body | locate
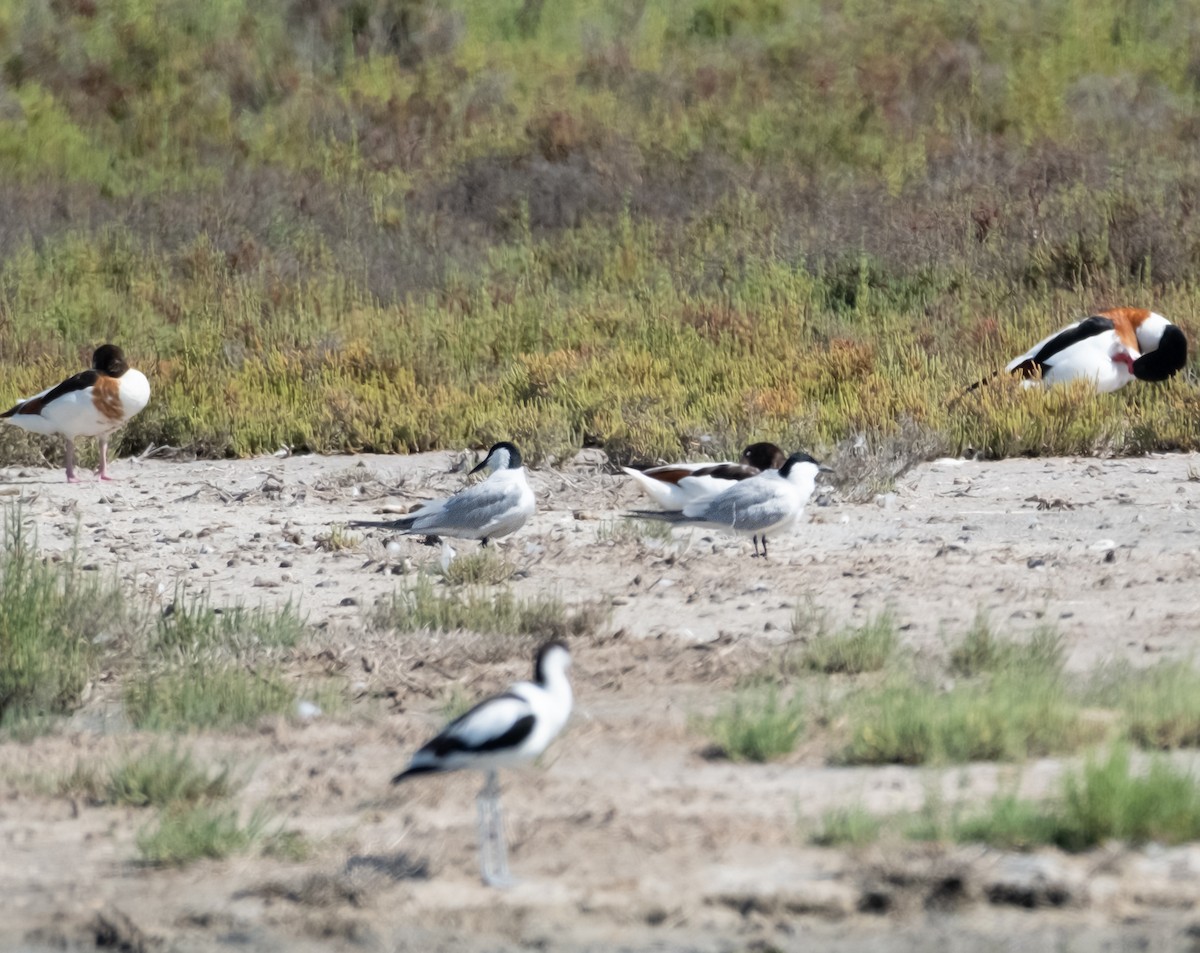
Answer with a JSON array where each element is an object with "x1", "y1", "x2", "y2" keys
[
  {"x1": 1, "y1": 344, "x2": 150, "y2": 482},
  {"x1": 621, "y1": 441, "x2": 786, "y2": 511},
  {"x1": 1005, "y1": 308, "x2": 1187, "y2": 392}
]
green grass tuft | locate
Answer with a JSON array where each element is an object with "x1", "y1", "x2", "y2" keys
[
  {"x1": 0, "y1": 507, "x2": 133, "y2": 725},
  {"x1": 314, "y1": 525, "x2": 361, "y2": 553},
  {"x1": 951, "y1": 747, "x2": 1200, "y2": 851},
  {"x1": 372, "y1": 575, "x2": 607, "y2": 639},
  {"x1": 949, "y1": 616, "x2": 1063, "y2": 678},
  {"x1": 107, "y1": 748, "x2": 231, "y2": 808},
  {"x1": 799, "y1": 613, "x2": 898, "y2": 675},
  {"x1": 154, "y1": 591, "x2": 306, "y2": 654},
  {"x1": 136, "y1": 805, "x2": 271, "y2": 867},
  {"x1": 125, "y1": 666, "x2": 295, "y2": 732},
  {"x1": 838, "y1": 670, "x2": 1094, "y2": 765},
  {"x1": 438, "y1": 549, "x2": 518, "y2": 586},
  {"x1": 1092, "y1": 662, "x2": 1200, "y2": 750},
  {"x1": 701, "y1": 686, "x2": 805, "y2": 763},
  {"x1": 811, "y1": 806, "x2": 885, "y2": 847}
]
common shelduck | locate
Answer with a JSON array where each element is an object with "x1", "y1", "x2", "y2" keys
[
  {"x1": 393, "y1": 640, "x2": 573, "y2": 887},
  {"x1": 1002, "y1": 308, "x2": 1187, "y2": 392},
  {"x1": 351, "y1": 441, "x2": 535, "y2": 546},
  {"x1": 631, "y1": 451, "x2": 826, "y2": 558},
  {"x1": 0, "y1": 344, "x2": 150, "y2": 482},
  {"x1": 621, "y1": 441, "x2": 787, "y2": 511}
]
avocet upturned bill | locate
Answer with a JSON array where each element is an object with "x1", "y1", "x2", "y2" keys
[
  {"x1": 0, "y1": 344, "x2": 150, "y2": 483},
  {"x1": 621, "y1": 441, "x2": 787, "y2": 511},
  {"x1": 630, "y1": 451, "x2": 826, "y2": 558},
  {"x1": 351, "y1": 441, "x2": 535, "y2": 546},
  {"x1": 994, "y1": 308, "x2": 1187, "y2": 393},
  {"x1": 393, "y1": 640, "x2": 573, "y2": 887}
]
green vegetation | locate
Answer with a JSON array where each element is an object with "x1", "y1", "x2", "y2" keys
[
  {"x1": 952, "y1": 747, "x2": 1200, "y2": 851},
  {"x1": 127, "y1": 591, "x2": 312, "y2": 731},
  {"x1": 372, "y1": 574, "x2": 608, "y2": 638},
  {"x1": 701, "y1": 685, "x2": 805, "y2": 762},
  {"x1": 438, "y1": 548, "x2": 518, "y2": 586},
  {"x1": 37, "y1": 748, "x2": 231, "y2": 808},
  {"x1": 136, "y1": 805, "x2": 272, "y2": 867},
  {"x1": 0, "y1": 0, "x2": 1197, "y2": 467},
  {"x1": 1089, "y1": 662, "x2": 1200, "y2": 750},
  {"x1": 837, "y1": 628, "x2": 1089, "y2": 765},
  {"x1": 811, "y1": 806, "x2": 884, "y2": 847},
  {"x1": 838, "y1": 670, "x2": 1095, "y2": 765},
  {"x1": 0, "y1": 509, "x2": 132, "y2": 728},
  {"x1": 152, "y1": 591, "x2": 306, "y2": 653},
  {"x1": 107, "y1": 747, "x2": 231, "y2": 808},
  {"x1": 125, "y1": 666, "x2": 296, "y2": 732},
  {"x1": 798, "y1": 612, "x2": 898, "y2": 675},
  {"x1": 314, "y1": 524, "x2": 361, "y2": 553},
  {"x1": 948, "y1": 615, "x2": 1063, "y2": 678},
  {"x1": 810, "y1": 748, "x2": 1200, "y2": 850}
]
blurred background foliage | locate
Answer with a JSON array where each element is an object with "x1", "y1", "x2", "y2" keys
[{"x1": 0, "y1": 0, "x2": 1198, "y2": 466}]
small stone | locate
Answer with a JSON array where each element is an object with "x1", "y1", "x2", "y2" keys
[{"x1": 295, "y1": 701, "x2": 322, "y2": 721}]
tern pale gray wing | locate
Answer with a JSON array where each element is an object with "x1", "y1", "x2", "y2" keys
[
  {"x1": 682, "y1": 478, "x2": 794, "y2": 532},
  {"x1": 407, "y1": 478, "x2": 527, "y2": 535}
]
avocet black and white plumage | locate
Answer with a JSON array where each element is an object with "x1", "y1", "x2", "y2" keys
[
  {"x1": 351, "y1": 441, "x2": 535, "y2": 546},
  {"x1": 621, "y1": 441, "x2": 787, "y2": 511},
  {"x1": 631, "y1": 451, "x2": 826, "y2": 558},
  {"x1": 1001, "y1": 308, "x2": 1187, "y2": 392},
  {"x1": 393, "y1": 640, "x2": 573, "y2": 887},
  {"x1": 0, "y1": 344, "x2": 150, "y2": 483}
]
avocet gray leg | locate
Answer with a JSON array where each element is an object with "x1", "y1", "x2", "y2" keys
[{"x1": 476, "y1": 770, "x2": 515, "y2": 888}]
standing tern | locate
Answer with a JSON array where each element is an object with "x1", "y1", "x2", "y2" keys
[
  {"x1": 0, "y1": 344, "x2": 151, "y2": 482},
  {"x1": 393, "y1": 640, "x2": 573, "y2": 887},
  {"x1": 630, "y1": 451, "x2": 826, "y2": 558},
  {"x1": 351, "y1": 441, "x2": 535, "y2": 546}
]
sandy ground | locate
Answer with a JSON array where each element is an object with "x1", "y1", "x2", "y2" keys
[{"x1": 3, "y1": 448, "x2": 1200, "y2": 952}]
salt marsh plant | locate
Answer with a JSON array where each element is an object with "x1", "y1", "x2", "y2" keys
[
  {"x1": 128, "y1": 590, "x2": 313, "y2": 730},
  {"x1": 949, "y1": 616, "x2": 1064, "y2": 678},
  {"x1": 837, "y1": 671, "x2": 1093, "y2": 765},
  {"x1": 438, "y1": 548, "x2": 518, "y2": 586},
  {"x1": 811, "y1": 806, "x2": 885, "y2": 847},
  {"x1": 797, "y1": 612, "x2": 899, "y2": 676},
  {"x1": 0, "y1": 0, "x2": 1198, "y2": 468},
  {"x1": 153, "y1": 591, "x2": 307, "y2": 654},
  {"x1": 950, "y1": 747, "x2": 1200, "y2": 851},
  {"x1": 372, "y1": 575, "x2": 608, "y2": 639},
  {"x1": 701, "y1": 686, "x2": 806, "y2": 763},
  {"x1": 125, "y1": 665, "x2": 296, "y2": 732},
  {"x1": 0, "y1": 508, "x2": 133, "y2": 728},
  {"x1": 107, "y1": 748, "x2": 232, "y2": 809},
  {"x1": 1088, "y1": 661, "x2": 1200, "y2": 749},
  {"x1": 136, "y1": 805, "x2": 273, "y2": 867}
]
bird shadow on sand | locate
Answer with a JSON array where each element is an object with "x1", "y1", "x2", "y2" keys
[
  {"x1": 344, "y1": 852, "x2": 430, "y2": 882},
  {"x1": 232, "y1": 853, "x2": 429, "y2": 909}
]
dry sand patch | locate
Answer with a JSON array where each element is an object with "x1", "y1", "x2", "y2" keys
[{"x1": 2, "y1": 450, "x2": 1200, "y2": 951}]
